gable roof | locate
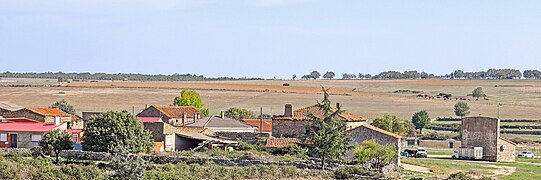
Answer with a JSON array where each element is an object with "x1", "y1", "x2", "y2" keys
[
  {"x1": 266, "y1": 137, "x2": 301, "y2": 148},
  {"x1": 356, "y1": 124, "x2": 402, "y2": 139},
  {"x1": 274, "y1": 104, "x2": 367, "y2": 122},
  {"x1": 186, "y1": 115, "x2": 257, "y2": 129},
  {"x1": 499, "y1": 137, "x2": 517, "y2": 145},
  {"x1": 0, "y1": 102, "x2": 24, "y2": 112},
  {"x1": 143, "y1": 106, "x2": 204, "y2": 119},
  {"x1": 242, "y1": 119, "x2": 272, "y2": 132},
  {"x1": 29, "y1": 108, "x2": 71, "y2": 117}
]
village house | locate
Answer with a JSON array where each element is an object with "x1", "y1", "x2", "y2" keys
[
  {"x1": 347, "y1": 124, "x2": 402, "y2": 165},
  {"x1": 461, "y1": 116, "x2": 516, "y2": 162},
  {"x1": 272, "y1": 103, "x2": 368, "y2": 138},
  {"x1": 136, "y1": 105, "x2": 205, "y2": 127},
  {"x1": 0, "y1": 106, "x2": 83, "y2": 129},
  {"x1": 0, "y1": 117, "x2": 67, "y2": 148}
]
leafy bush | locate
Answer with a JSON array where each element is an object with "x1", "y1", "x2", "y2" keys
[
  {"x1": 334, "y1": 166, "x2": 387, "y2": 180},
  {"x1": 110, "y1": 154, "x2": 147, "y2": 180},
  {"x1": 354, "y1": 140, "x2": 397, "y2": 172}
]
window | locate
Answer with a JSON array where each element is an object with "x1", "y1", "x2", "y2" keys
[
  {"x1": 0, "y1": 134, "x2": 6, "y2": 141},
  {"x1": 31, "y1": 134, "x2": 42, "y2": 142},
  {"x1": 72, "y1": 134, "x2": 78, "y2": 142}
]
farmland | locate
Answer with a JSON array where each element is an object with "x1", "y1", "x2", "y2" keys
[{"x1": 1, "y1": 79, "x2": 540, "y2": 120}]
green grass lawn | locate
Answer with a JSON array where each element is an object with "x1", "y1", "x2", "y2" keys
[{"x1": 402, "y1": 157, "x2": 541, "y2": 180}]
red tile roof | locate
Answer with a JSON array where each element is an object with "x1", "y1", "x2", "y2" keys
[
  {"x1": 360, "y1": 124, "x2": 402, "y2": 139},
  {"x1": 0, "y1": 122, "x2": 65, "y2": 132},
  {"x1": 1, "y1": 118, "x2": 41, "y2": 123},
  {"x1": 151, "y1": 106, "x2": 204, "y2": 119},
  {"x1": 266, "y1": 137, "x2": 301, "y2": 148},
  {"x1": 29, "y1": 108, "x2": 71, "y2": 117},
  {"x1": 243, "y1": 119, "x2": 272, "y2": 132},
  {"x1": 137, "y1": 117, "x2": 162, "y2": 123},
  {"x1": 274, "y1": 104, "x2": 367, "y2": 122},
  {"x1": 67, "y1": 129, "x2": 84, "y2": 133}
]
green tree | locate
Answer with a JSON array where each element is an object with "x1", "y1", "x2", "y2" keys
[
  {"x1": 310, "y1": 71, "x2": 321, "y2": 79},
  {"x1": 371, "y1": 114, "x2": 412, "y2": 136},
  {"x1": 82, "y1": 111, "x2": 153, "y2": 153},
  {"x1": 454, "y1": 102, "x2": 470, "y2": 118},
  {"x1": 173, "y1": 89, "x2": 209, "y2": 116},
  {"x1": 50, "y1": 99, "x2": 75, "y2": 114},
  {"x1": 354, "y1": 140, "x2": 397, "y2": 172},
  {"x1": 472, "y1": 87, "x2": 485, "y2": 98},
  {"x1": 39, "y1": 129, "x2": 73, "y2": 163},
  {"x1": 110, "y1": 153, "x2": 147, "y2": 180},
  {"x1": 412, "y1": 110, "x2": 430, "y2": 134},
  {"x1": 323, "y1": 72, "x2": 335, "y2": 79},
  {"x1": 224, "y1": 107, "x2": 257, "y2": 120},
  {"x1": 302, "y1": 87, "x2": 353, "y2": 170}
]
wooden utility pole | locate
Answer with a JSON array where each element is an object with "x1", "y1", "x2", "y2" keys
[{"x1": 260, "y1": 107, "x2": 263, "y2": 133}]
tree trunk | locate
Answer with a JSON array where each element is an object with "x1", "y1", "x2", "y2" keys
[
  {"x1": 321, "y1": 156, "x2": 326, "y2": 170},
  {"x1": 55, "y1": 150, "x2": 60, "y2": 163}
]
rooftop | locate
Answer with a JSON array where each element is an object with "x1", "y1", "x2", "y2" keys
[
  {"x1": 356, "y1": 124, "x2": 402, "y2": 139},
  {"x1": 186, "y1": 115, "x2": 256, "y2": 129},
  {"x1": 0, "y1": 102, "x2": 24, "y2": 112},
  {"x1": 274, "y1": 104, "x2": 368, "y2": 122},
  {"x1": 29, "y1": 108, "x2": 71, "y2": 117},
  {"x1": 266, "y1": 137, "x2": 301, "y2": 148},
  {"x1": 141, "y1": 106, "x2": 204, "y2": 119},
  {"x1": 243, "y1": 119, "x2": 272, "y2": 132},
  {"x1": 0, "y1": 121, "x2": 65, "y2": 132}
]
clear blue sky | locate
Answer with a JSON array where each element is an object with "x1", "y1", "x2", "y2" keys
[{"x1": 1, "y1": 0, "x2": 540, "y2": 78}]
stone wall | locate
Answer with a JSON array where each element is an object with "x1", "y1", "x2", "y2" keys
[
  {"x1": 461, "y1": 117, "x2": 499, "y2": 161},
  {"x1": 497, "y1": 139, "x2": 516, "y2": 162},
  {"x1": 1, "y1": 109, "x2": 45, "y2": 122},
  {"x1": 0, "y1": 131, "x2": 43, "y2": 148},
  {"x1": 272, "y1": 120, "x2": 309, "y2": 138}
]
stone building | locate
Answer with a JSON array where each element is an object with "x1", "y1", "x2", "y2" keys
[
  {"x1": 272, "y1": 103, "x2": 368, "y2": 138},
  {"x1": 347, "y1": 124, "x2": 402, "y2": 165},
  {"x1": 461, "y1": 116, "x2": 516, "y2": 162},
  {"x1": 0, "y1": 117, "x2": 68, "y2": 148},
  {"x1": 136, "y1": 106, "x2": 205, "y2": 127}
]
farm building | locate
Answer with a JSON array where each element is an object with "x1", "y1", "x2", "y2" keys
[
  {"x1": 347, "y1": 124, "x2": 402, "y2": 165},
  {"x1": 0, "y1": 117, "x2": 67, "y2": 148},
  {"x1": 137, "y1": 117, "x2": 235, "y2": 151},
  {"x1": 136, "y1": 105, "x2": 205, "y2": 127},
  {"x1": 0, "y1": 102, "x2": 25, "y2": 114},
  {"x1": 272, "y1": 103, "x2": 368, "y2": 138},
  {"x1": 186, "y1": 113, "x2": 257, "y2": 133},
  {"x1": 461, "y1": 116, "x2": 516, "y2": 162}
]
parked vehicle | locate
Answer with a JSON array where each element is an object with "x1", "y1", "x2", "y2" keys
[
  {"x1": 415, "y1": 148, "x2": 428, "y2": 158},
  {"x1": 518, "y1": 151, "x2": 535, "y2": 158},
  {"x1": 458, "y1": 147, "x2": 483, "y2": 160},
  {"x1": 451, "y1": 150, "x2": 459, "y2": 159}
]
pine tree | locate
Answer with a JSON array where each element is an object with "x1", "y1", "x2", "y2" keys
[{"x1": 302, "y1": 87, "x2": 353, "y2": 170}]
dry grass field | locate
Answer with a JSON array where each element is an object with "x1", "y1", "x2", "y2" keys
[{"x1": 1, "y1": 79, "x2": 540, "y2": 121}]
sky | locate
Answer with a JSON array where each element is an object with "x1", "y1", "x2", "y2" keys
[{"x1": 1, "y1": 0, "x2": 540, "y2": 79}]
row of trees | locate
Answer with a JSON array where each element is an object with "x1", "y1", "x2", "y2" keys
[
  {"x1": 0, "y1": 71, "x2": 262, "y2": 82},
  {"x1": 294, "y1": 68, "x2": 541, "y2": 80}
]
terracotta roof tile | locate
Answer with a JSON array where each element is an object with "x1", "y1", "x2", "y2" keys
[
  {"x1": 243, "y1": 119, "x2": 272, "y2": 132},
  {"x1": 177, "y1": 127, "x2": 215, "y2": 136},
  {"x1": 151, "y1": 106, "x2": 204, "y2": 119},
  {"x1": 29, "y1": 108, "x2": 71, "y2": 117},
  {"x1": 266, "y1": 137, "x2": 301, "y2": 148},
  {"x1": 359, "y1": 124, "x2": 402, "y2": 139}
]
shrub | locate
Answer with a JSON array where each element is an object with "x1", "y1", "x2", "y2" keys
[
  {"x1": 334, "y1": 166, "x2": 387, "y2": 180},
  {"x1": 110, "y1": 154, "x2": 147, "y2": 180}
]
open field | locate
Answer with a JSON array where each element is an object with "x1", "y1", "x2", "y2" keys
[{"x1": 1, "y1": 79, "x2": 541, "y2": 121}]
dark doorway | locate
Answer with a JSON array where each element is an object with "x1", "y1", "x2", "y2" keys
[
  {"x1": 449, "y1": 141, "x2": 454, "y2": 148},
  {"x1": 10, "y1": 134, "x2": 17, "y2": 148}
]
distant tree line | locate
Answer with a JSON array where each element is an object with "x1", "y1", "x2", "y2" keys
[
  {"x1": 295, "y1": 68, "x2": 541, "y2": 80},
  {"x1": 0, "y1": 72, "x2": 263, "y2": 82}
]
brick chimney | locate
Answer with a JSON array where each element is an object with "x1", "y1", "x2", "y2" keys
[{"x1": 284, "y1": 104, "x2": 293, "y2": 117}]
